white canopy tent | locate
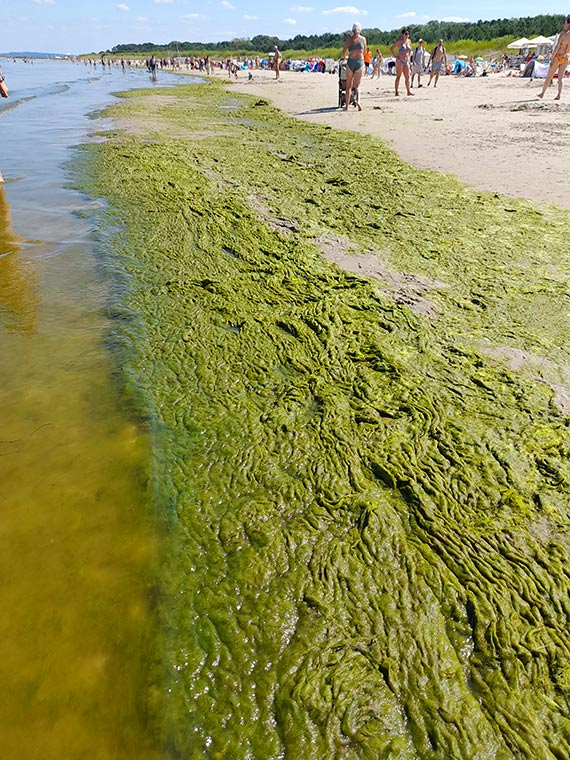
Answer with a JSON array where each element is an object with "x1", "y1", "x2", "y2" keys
[
  {"x1": 507, "y1": 37, "x2": 531, "y2": 49},
  {"x1": 527, "y1": 35, "x2": 555, "y2": 56},
  {"x1": 527, "y1": 35, "x2": 554, "y2": 45}
]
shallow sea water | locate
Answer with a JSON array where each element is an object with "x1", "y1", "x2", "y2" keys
[{"x1": 0, "y1": 59, "x2": 183, "y2": 759}]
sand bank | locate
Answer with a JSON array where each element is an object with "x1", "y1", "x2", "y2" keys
[{"x1": 215, "y1": 68, "x2": 570, "y2": 209}]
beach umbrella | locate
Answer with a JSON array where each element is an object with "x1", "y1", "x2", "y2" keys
[
  {"x1": 475, "y1": 56, "x2": 484, "y2": 62},
  {"x1": 507, "y1": 37, "x2": 530, "y2": 49},
  {"x1": 527, "y1": 35, "x2": 553, "y2": 45},
  {"x1": 456, "y1": 55, "x2": 468, "y2": 60}
]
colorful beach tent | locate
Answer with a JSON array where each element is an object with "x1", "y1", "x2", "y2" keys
[{"x1": 507, "y1": 37, "x2": 530, "y2": 49}]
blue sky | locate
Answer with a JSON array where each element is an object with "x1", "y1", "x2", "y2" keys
[{"x1": 3, "y1": 0, "x2": 568, "y2": 54}]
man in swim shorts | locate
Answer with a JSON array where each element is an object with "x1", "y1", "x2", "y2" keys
[
  {"x1": 538, "y1": 16, "x2": 570, "y2": 100},
  {"x1": 427, "y1": 40, "x2": 447, "y2": 87}
]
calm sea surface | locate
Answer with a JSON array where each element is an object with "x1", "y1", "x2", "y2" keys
[{"x1": 0, "y1": 58, "x2": 181, "y2": 759}]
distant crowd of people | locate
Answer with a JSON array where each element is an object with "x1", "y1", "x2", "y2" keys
[{"x1": 75, "y1": 15, "x2": 570, "y2": 108}]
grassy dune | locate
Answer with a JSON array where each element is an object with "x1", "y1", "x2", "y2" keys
[
  {"x1": 107, "y1": 36, "x2": 514, "y2": 62},
  {"x1": 77, "y1": 80, "x2": 570, "y2": 759}
]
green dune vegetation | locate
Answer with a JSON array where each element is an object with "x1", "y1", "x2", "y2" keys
[
  {"x1": 101, "y1": 37, "x2": 515, "y2": 63},
  {"x1": 100, "y1": 13, "x2": 566, "y2": 61},
  {"x1": 76, "y1": 78, "x2": 570, "y2": 759}
]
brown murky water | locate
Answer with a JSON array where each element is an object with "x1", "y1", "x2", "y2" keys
[{"x1": 0, "y1": 60, "x2": 170, "y2": 759}]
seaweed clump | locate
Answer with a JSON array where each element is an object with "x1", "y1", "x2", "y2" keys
[{"x1": 78, "y1": 80, "x2": 570, "y2": 759}]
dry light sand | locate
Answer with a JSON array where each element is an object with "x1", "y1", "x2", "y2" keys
[{"x1": 213, "y1": 67, "x2": 570, "y2": 210}]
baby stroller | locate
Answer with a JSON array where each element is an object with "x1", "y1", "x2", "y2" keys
[{"x1": 338, "y1": 60, "x2": 357, "y2": 108}]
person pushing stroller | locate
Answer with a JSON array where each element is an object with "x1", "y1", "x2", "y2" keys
[{"x1": 341, "y1": 22, "x2": 367, "y2": 111}]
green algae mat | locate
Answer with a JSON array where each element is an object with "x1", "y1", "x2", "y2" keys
[{"x1": 77, "y1": 80, "x2": 570, "y2": 759}]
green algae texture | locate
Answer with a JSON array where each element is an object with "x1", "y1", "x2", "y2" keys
[{"x1": 79, "y1": 80, "x2": 570, "y2": 759}]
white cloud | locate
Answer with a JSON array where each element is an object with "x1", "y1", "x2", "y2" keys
[
  {"x1": 221, "y1": 0, "x2": 235, "y2": 7},
  {"x1": 442, "y1": 15, "x2": 469, "y2": 22},
  {"x1": 32, "y1": 0, "x2": 55, "y2": 5},
  {"x1": 282, "y1": 17, "x2": 297, "y2": 24},
  {"x1": 291, "y1": 5, "x2": 313, "y2": 10},
  {"x1": 181, "y1": 12, "x2": 202, "y2": 18},
  {"x1": 116, "y1": 3, "x2": 129, "y2": 10},
  {"x1": 153, "y1": 0, "x2": 175, "y2": 4},
  {"x1": 136, "y1": 16, "x2": 150, "y2": 23},
  {"x1": 399, "y1": 11, "x2": 416, "y2": 17},
  {"x1": 243, "y1": 14, "x2": 259, "y2": 20},
  {"x1": 322, "y1": 6, "x2": 368, "y2": 16}
]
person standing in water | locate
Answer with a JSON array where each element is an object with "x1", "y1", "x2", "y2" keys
[
  {"x1": 538, "y1": 16, "x2": 570, "y2": 100},
  {"x1": 341, "y1": 22, "x2": 367, "y2": 111},
  {"x1": 0, "y1": 184, "x2": 38, "y2": 332},
  {"x1": 0, "y1": 67, "x2": 8, "y2": 183},
  {"x1": 390, "y1": 28, "x2": 414, "y2": 96}
]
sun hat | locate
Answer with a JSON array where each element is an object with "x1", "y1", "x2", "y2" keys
[{"x1": 352, "y1": 22, "x2": 361, "y2": 32}]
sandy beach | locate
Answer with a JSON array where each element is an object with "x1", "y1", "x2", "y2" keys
[{"x1": 218, "y1": 67, "x2": 570, "y2": 209}]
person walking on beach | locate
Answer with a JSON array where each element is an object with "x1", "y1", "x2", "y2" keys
[
  {"x1": 341, "y1": 23, "x2": 367, "y2": 110},
  {"x1": 538, "y1": 16, "x2": 570, "y2": 100},
  {"x1": 411, "y1": 38, "x2": 425, "y2": 87},
  {"x1": 427, "y1": 39, "x2": 447, "y2": 87},
  {"x1": 0, "y1": 67, "x2": 8, "y2": 183},
  {"x1": 273, "y1": 46, "x2": 282, "y2": 80},
  {"x1": 363, "y1": 46, "x2": 372, "y2": 76},
  {"x1": 371, "y1": 49, "x2": 383, "y2": 79},
  {"x1": 389, "y1": 28, "x2": 414, "y2": 96}
]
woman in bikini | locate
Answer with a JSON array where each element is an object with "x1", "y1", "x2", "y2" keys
[
  {"x1": 341, "y1": 23, "x2": 367, "y2": 111},
  {"x1": 390, "y1": 28, "x2": 414, "y2": 97},
  {"x1": 538, "y1": 16, "x2": 570, "y2": 101}
]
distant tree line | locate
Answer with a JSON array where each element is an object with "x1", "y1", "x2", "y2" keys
[{"x1": 108, "y1": 14, "x2": 566, "y2": 55}]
